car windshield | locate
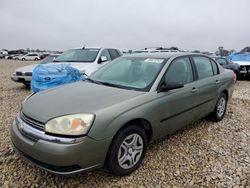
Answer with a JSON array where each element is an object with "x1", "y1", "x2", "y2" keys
[
  {"x1": 54, "y1": 49, "x2": 99, "y2": 62},
  {"x1": 40, "y1": 55, "x2": 58, "y2": 64},
  {"x1": 89, "y1": 57, "x2": 166, "y2": 91}
]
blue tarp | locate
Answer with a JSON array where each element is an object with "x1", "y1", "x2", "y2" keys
[
  {"x1": 31, "y1": 64, "x2": 85, "y2": 92},
  {"x1": 228, "y1": 52, "x2": 250, "y2": 61}
]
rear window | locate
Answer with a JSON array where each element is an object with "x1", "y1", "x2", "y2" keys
[
  {"x1": 216, "y1": 58, "x2": 227, "y2": 65},
  {"x1": 108, "y1": 49, "x2": 121, "y2": 60},
  {"x1": 54, "y1": 49, "x2": 99, "y2": 62}
]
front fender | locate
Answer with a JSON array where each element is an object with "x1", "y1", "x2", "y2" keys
[{"x1": 88, "y1": 93, "x2": 161, "y2": 140}]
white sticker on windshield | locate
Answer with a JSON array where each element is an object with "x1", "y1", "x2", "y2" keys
[{"x1": 144, "y1": 58, "x2": 164, "y2": 63}]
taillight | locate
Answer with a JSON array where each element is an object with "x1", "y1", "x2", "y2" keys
[{"x1": 233, "y1": 72, "x2": 237, "y2": 82}]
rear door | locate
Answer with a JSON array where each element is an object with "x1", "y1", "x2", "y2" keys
[
  {"x1": 190, "y1": 56, "x2": 220, "y2": 119},
  {"x1": 26, "y1": 54, "x2": 32, "y2": 60}
]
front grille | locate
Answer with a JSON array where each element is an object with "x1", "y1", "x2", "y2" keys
[
  {"x1": 20, "y1": 112, "x2": 44, "y2": 130},
  {"x1": 24, "y1": 72, "x2": 32, "y2": 76},
  {"x1": 240, "y1": 65, "x2": 250, "y2": 72},
  {"x1": 16, "y1": 72, "x2": 23, "y2": 76}
]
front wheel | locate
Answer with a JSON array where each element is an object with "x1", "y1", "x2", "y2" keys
[
  {"x1": 105, "y1": 125, "x2": 148, "y2": 176},
  {"x1": 211, "y1": 93, "x2": 228, "y2": 122},
  {"x1": 23, "y1": 83, "x2": 30, "y2": 88}
]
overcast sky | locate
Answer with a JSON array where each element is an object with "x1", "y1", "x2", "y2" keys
[{"x1": 0, "y1": 0, "x2": 249, "y2": 52}]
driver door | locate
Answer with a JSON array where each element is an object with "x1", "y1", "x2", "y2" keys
[{"x1": 156, "y1": 57, "x2": 199, "y2": 136}]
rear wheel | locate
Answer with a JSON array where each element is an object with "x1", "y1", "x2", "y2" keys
[
  {"x1": 22, "y1": 58, "x2": 25, "y2": 61},
  {"x1": 105, "y1": 125, "x2": 148, "y2": 176},
  {"x1": 211, "y1": 93, "x2": 228, "y2": 122}
]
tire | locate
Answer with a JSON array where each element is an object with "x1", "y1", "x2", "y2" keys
[
  {"x1": 34, "y1": 58, "x2": 38, "y2": 61},
  {"x1": 23, "y1": 83, "x2": 30, "y2": 88},
  {"x1": 211, "y1": 93, "x2": 228, "y2": 122},
  {"x1": 105, "y1": 125, "x2": 148, "y2": 176},
  {"x1": 22, "y1": 58, "x2": 25, "y2": 61}
]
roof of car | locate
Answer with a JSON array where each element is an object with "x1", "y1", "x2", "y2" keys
[
  {"x1": 123, "y1": 52, "x2": 208, "y2": 59},
  {"x1": 70, "y1": 47, "x2": 119, "y2": 51},
  {"x1": 211, "y1": 56, "x2": 226, "y2": 59}
]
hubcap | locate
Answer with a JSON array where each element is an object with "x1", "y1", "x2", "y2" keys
[
  {"x1": 118, "y1": 133, "x2": 143, "y2": 169},
  {"x1": 217, "y1": 97, "x2": 226, "y2": 117}
]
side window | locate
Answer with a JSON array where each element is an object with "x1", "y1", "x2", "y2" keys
[
  {"x1": 99, "y1": 49, "x2": 111, "y2": 61},
  {"x1": 165, "y1": 57, "x2": 193, "y2": 85},
  {"x1": 216, "y1": 58, "x2": 227, "y2": 66},
  {"x1": 193, "y1": 56, "x2": 213, "y2": 79},
  {"x1": 108, "y1": 49, "x2": 121, "y2": 60},
  {"x1": 210, "y1": 60, "x2": 219, "y2": 75}
]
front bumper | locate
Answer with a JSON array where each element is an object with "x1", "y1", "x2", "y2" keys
[
  {"x1": 10, "y1": 115, "x2": 112, "y2": 175},
  {"x1": 239, "y1": 65, "x2": 250, "y2": 76},
  {"x1": 11, "y1": 74, "x2": 32, "y2": 83}
]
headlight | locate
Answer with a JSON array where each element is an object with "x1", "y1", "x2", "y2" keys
[{"x1": 45, "y1": 114, "x2": 94, "y2": 136}]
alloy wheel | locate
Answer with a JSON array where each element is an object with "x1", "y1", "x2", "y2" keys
[{"x1": 217, "y1": 97, "x2": 226, "y2": 117}]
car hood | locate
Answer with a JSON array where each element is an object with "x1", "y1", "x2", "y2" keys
[
  {"x1": 15, "y1": 62, "x2": 94, "y2": 75},
  {"x1": 22, "y1": 82, "x2": 144, "y2": 123},
  {"x1": 15, "y1": 64, "x2": 37, "y2": 73},
  {"x1": 232, "y1": 61, "x2": 250, "y2": 66}
]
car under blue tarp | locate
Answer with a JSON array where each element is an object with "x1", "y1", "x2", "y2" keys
[
  {"x1": 228, "y1": 52, "x2": 250, "y2": 61},
  {"x1": 31, "y1": 64, "x2": 85, "y2": 92}
]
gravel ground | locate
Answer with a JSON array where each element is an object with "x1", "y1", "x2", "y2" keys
[{"x1": 0, "y1": 59, "x2": 249, "y2": 187}]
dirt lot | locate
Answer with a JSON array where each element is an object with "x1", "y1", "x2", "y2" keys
[{"x1": 0, "y1": 59, "x2": 249, "y2": 187}]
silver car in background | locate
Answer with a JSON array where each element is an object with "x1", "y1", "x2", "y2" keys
[
  {"x1": 11, "y1": 54, "x2": 59, "y2": 87},
  {"x1": 11, "y1": 47, "x2": 122, "y2": 87}
]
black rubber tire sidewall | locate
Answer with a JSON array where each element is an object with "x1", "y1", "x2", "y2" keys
[{"x1": 105, "y1": 125, "x2": 148, "y2": 176}]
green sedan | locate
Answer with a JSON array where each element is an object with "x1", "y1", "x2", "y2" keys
[{"x1": 10, "y1": 53, "x2": 235, "y2": 176}]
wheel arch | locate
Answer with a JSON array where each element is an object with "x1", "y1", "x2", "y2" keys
[
  {"x1": 222, "y1": 89, "x2": 229, "y2": 100},
  {"x1": 117, "y1": 118, "x2": 153, "y2": 143},
  {"x1": 104, "y1": 118, "x2": 152, "y2": 171}
]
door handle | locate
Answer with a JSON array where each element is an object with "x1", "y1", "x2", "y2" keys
[
  {"x1": 215, "y1": 80, "x2": 220, "y2": 84},
  {"x1": 191, "y1": 87, "x2": 198, "y2": 93}
]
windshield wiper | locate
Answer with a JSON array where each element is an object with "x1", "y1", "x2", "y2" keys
[
  {"x1": 54, "y1": 60, "x2": 92, "y2": 62},
  {"x1": 85, "y1": 78, "x2": 103, "y2": 85},
  {"x1": 100, "y1": 82, "x2": 124, "y2": 89},
  {"x1": 85, "y1": 78, "x2": 123, "y2": 89}
]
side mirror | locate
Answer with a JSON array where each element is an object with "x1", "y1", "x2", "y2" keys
[
  {"x1": 98, "y1": 56, "x2": 108, "y2": 63},
  {"x1": 160, "y1": 82, "x2": 184, "y2": 92}
]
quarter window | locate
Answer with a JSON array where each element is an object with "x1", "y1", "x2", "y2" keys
[
  {"x1": 193, "y1": 56, "x2": 213, "y2": 79},
  {"x1": 210, "y1": 60, "x2": 219, "y2": 75},
  {"x1": 165, "y1": 57, "x2": 193, "y2": 85}
]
